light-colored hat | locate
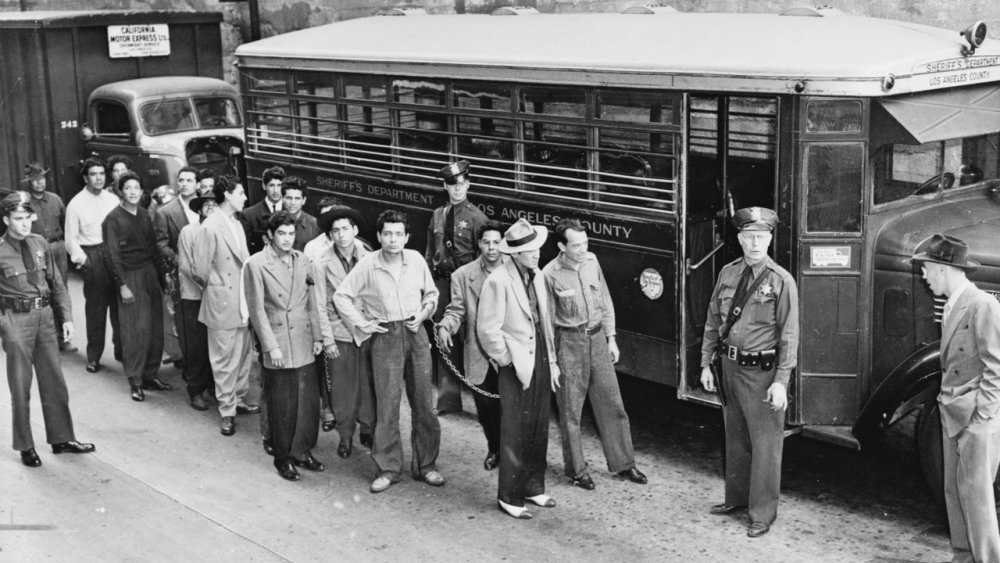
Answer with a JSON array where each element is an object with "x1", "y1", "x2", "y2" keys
[{"x1": 498, "y1": 218, "x2": 547, "y2": 254}]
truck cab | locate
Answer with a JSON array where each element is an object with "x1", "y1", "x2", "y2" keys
[{"x1": 82, "y1": 76, "x2": 244, "y2": 191}]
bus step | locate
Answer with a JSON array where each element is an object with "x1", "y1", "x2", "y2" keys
[{"x1": 798, "y1": 425, "x2": 861, "y2": 450}]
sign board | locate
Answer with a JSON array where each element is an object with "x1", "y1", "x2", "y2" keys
[
  {"x1": 107, "y1": 24, "x2": 170, "y2": 59},
  {"x1": 912, "y1": 55, "x2": 1000, "y2": 91},
  {"x1": 810, "y1": 245, "x2": 851, "y2": 269}
]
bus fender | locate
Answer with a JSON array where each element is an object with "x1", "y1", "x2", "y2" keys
[{"x1": 851, "y1": 341, "x2": 941, "y2": 451}]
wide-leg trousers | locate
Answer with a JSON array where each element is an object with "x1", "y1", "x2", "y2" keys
[
  {"x1": 326, "y1": 338, "x2": 375, "y2": 445},
  {"x1": 497, "y1": 335, "x2": 551, "y2": 507},
  {"x1": 207, "y1": 325, "x2": 253, "y2": 417},
  {"x1": 720, "y1": 357, "x2": 784, "y2": 525},
  {"x1": 263, "y1": 363, "x2": 320, "y2": 465},
  {"x1": 176, "y1": 299, "x2": 213, "y2": 398},
  {"x1": 1, "y1": 307, "x2": 75, "y2": 450},
  {"x1": 554, "y1": 327, "x2": 635, "y2": 478},
  {"x1": 370, "y1": 322, "x2": 440, "y2": 480},
  {"x1": 472, "y1": 364, "x2": 502, "y2": 454},
  {"x1": 118, "y1": 264, "x2": 163, "y2": 383},
  {"x1": 942, "y1": 417, "x2": 1000, "y2": 563},
  {"x1": 80, "y1": 244, "x2": 120, "y2": 363}
]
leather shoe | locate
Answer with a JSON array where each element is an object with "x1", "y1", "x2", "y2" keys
[
  {"x1": 20, "y1": 448, "x2": 41, "y2": 467},
  {"x1": 262, "y1": 439, "x2": 275, "y2": 456},
  {"x1": 141, "y1": 378, "x2": 173, "y2": 391},
  {"x1": 422, "y1": 470, "x2": 445, "y2": 487},
  {"x1": 359, "y1": 432, "x2": 374, "y2": 449},
  {"x1": 497, "y1": 499, "x2": 533, "y2": 520},
  {"x1": 747, "y1": 522, "x2": 771, "y2": 538},
  {"x1": 322, "y1": 419, "x2": 336, "y2": 432},
  {"x1": 51, "y1": 441, "x2": 96, "y2": 454},
  {"x1": 275, "y1": 461, "x2": 300, "y2": 481},
  {"x1": 483, "y1": 451, "x2": 499, "y2": 471},
  {"x1": 571, "y1": 475, "x2": 596, "y2": 490},
  {"x1": 337, "y1": 440, "x2": 352, "y2": 459},
  {"x1": 129, "y1": 380, "x2": 145, "y2": 402},
  {"x1": 220, "y1": 416, "x2": 235, "y2": 436},
  {"x1": 293, "y1": 452, "x2": 325, "y2": 472},
  {"x1": 85, "y1": 361, "x2": 100, "y2": 373},
  {"x1": 59, "y1": 341, "x2": 78, "y2": 353},
  {"x1": 617, "y1": 466, "x2": 648, "y2": 485},
  {"x1": 370, "y1": 475, "x2": 396, "y2": 493},
  {"x1": 189, "y1": 393, "x2": 208, "y2": 411},
  {"x1": 709, "y1": 503, "x2": 746, "y2": 515},
  {"x1": 236, "y1": 402, "x2": 260, "y2": 415}
]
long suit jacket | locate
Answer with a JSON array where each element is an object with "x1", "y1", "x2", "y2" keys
[
  {"x1": 244, "y1": 245, "x2": 324, "y2": 370},
  {"x1": 439, "y1": 256, "x2": 504, "y2": 385},
  {"x1": 477, "y1": 260, "x2": 558, "y2": 389},
  {"x1": 939, "y1": 283, "x2": 1000, "y2": 438},
  {"x1": 153, "y1": 196, "x2": 190, "y2": 264},
  {"x1": 193, "y1": 211, "x2": 249, "y2": 330},
  {"x1": 239, "y1": 199, "x2": 273, "y2": 256}
]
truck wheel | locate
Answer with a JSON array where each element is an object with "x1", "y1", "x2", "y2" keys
[{"x1": 916, "y1": 398, "x2": 1000, "y2": 511}]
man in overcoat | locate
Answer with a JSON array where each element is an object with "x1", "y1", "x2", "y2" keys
[{"x1": 913, "y1": 233, "x2": 1000, "y2": 563}]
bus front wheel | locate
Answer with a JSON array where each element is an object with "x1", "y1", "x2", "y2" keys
[{"x1": 915, "y1": 398, "x2": 1000, "y2": 511}]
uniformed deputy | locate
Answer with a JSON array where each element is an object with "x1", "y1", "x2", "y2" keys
[
  {"x1": 699, "y1": 206, "x2": 798, "y2": 538},
  {"x1": 21, "y1": 161, "x2": 76, "y2": 352},
  {"x1": 425, "y1": 160, "x2": 488, "y2": 414},
  {"x1": 0, "y1": 192, "x2": 95, "y2": 467}
]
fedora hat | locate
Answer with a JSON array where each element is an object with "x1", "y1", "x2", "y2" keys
[
  {"x1": 20, "y1": 162, "x2": 49, "y2": 183},
  {"x1": 498, "y1": 218, "x2": 547, "y2": 254},
  {"x1": 188, "y1": 195, "x2": 216, "y2": 214},
  {"x1": 911, "y1": 233, "x2": 980, "y2": 271},
  {"x1": 319, "y1": 206, "x2": 365, "y2": 234}
]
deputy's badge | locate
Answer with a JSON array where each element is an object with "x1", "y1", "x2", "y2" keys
[
  {"x1": 748, "y1": 207, "x2": 761, "y2": 222},
  {"x1": 457, "y1": 220, "x2": 469, "y2": 230},
  {"x1": 759, "y1": 283, "x2": 774, "y2": 298}
]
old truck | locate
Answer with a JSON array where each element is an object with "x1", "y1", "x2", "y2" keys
[{"x1": 0, "y1": 10, "x2": 244, "y2": 199}]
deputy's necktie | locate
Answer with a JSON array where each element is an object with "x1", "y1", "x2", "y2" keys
[{"x1": 17, "y1": 239, "x2": 43, "y2": 287}]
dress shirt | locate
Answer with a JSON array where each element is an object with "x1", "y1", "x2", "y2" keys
[
  {"x1": 333, "y1": 248, "x2": 438, "y2": 329},
  {"x1": 64, "y1": 188, "x2": 119, "y2": 264},
  {"x1": 542, "y1": 251, "x2": 617, "y2": 336},
  {"x1": 102, "y1": 205, "x2": 158, "y2": 287},
  {"x1": 27, "y1": 191, "x2": 65, "y2": 242},
  {"x1": 943, "y1": 279, "x2": 972, "y2": 328}
]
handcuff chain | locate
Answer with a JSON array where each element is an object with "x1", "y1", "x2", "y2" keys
[{"x1": 432, "y1": 323, "x2": 500, "y2": 399}]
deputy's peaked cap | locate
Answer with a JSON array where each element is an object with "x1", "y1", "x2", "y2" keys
[{"x1": 732, "y1": 207, "x2": 778, "y2": 231}]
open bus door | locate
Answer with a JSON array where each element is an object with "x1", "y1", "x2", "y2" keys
[{"x1": 678, "y1": 95, "x2": 780, "y2": 405}]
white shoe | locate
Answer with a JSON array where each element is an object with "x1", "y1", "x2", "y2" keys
[
  {"x1": 497, "y1": 499, "x2": 533, "y2": 519},
  {"x1": 526, "y1": 494, "x2": 556, "y2": 508}
]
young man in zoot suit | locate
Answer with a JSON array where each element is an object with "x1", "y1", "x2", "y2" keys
[
  {"x1": 699, "y1": 206, "x2": 798, "y2": 538},
  {"x1": 913, "y1": 233, "x2": 1000, "y2": 563}
]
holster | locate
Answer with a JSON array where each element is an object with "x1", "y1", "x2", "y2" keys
[{"x1": 709, "y1": 352, "x2": 727, "y2": 406}]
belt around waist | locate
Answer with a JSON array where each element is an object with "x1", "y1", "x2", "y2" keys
[
  {"x1": 80, "y1": 243, "x2": 105, "y2": 250},
  {"x1": 0, "y1": 295, "x2": 50, "y2": 313},
  {"x1": 557, "y1": 323, "x2": 604, "y2": 336}
]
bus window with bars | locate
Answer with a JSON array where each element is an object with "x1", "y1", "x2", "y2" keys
[
  {"x1": 342, "y1": 75, "x2": 392, "y2": 175},
  {"x1": 453, "y1": 83, "x2": 516, "y2": 191},
  {"x1": 595, "y1": 90, "x2": 681, "y2": 214},
  {"x1": 393, "y1": 79, "x2": 450, "y2": 181},
  {"x1": 520, "y1": 87, "x2": 589, "y2": 202}
]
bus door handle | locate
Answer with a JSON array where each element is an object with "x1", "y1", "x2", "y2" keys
[{"x1": 686, "y1": 242, "x2": 724, "y2": 275}]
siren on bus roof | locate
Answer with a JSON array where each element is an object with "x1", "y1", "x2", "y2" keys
[
  {"x1": 375, "y1": 4, "x2": 427, "y2": 16},
  {"x1": 490, "y1": 6, "x2": 540, "y2": 15},
  {"x1": 960, "y1": 21, "x2": 988, "y2": 56},
  {"x1": 621, "y1": 3, "x2": 678, "y2": 14},
  {"x1": 779, "y1": 5, "x2": 844, "y2": 17}
]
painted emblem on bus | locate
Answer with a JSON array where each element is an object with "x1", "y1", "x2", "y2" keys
[{"x1": 639, "y1": 268, "x2": 663, "y2": 300}]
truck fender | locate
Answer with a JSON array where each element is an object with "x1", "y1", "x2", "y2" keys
[{"x1": 851, "y1": 341, "x2": 941, "y2": 451}]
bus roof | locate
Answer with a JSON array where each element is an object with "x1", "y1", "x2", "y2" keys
[{"x1": 235, "y1": 13, "x2": 1000, "y2": 97}]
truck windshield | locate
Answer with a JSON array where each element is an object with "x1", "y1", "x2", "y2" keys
[
  {"x1": 140, "y1": 97, "x2": 241, "y2": 135},
  {"x1": 872, "y1": 133, "x2": 998, "y2": 205}
]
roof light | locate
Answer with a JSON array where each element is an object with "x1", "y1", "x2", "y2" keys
[
  {"x1": 961, "y1": 21, "x2": 988, "y2": 56},
  {"x1": 621, "y1": 3, "x2": 678, "y2": 14},
  {"x1": 490, "y1": 6, "x2": 540, "y2": 15},
  {"x1": 779, "y1": 5, "x2": 844, "y2": 17}
]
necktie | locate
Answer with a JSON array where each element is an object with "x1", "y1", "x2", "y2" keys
[
  {"x1": 17, "y1": 239, "x2": 42, "y2": 287},
  {"x1": 444, "y1": 205, "x2": 455, "y2": 252}
]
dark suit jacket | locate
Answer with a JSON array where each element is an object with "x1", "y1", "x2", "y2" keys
[
  {"x1": 939, "y1": 283, "x2": 1000, "y2": 437},
  {"x1": 239, "y1": 199, "x2": 278, "y2": 257},
  {"x1": 153, "y1": 197, "x2": 190, "y2": 265},
  {"x1": 292, "y1": 212, "x2": 320, "y2": 252}
]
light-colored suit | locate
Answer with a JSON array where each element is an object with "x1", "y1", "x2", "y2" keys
[
  {"x1": 194, "y1": 211, "x2": 249, "y2": 330},
  {"x1": 477, "y1": 260, "x2": 558, "y2": 389},
  {"x1": 939, "y1": 283, "x2": 1000, "y2": 563},
  {"x1": 244, "y1": 246, "x2": 324, "y2": 370},
  {"x1": 439, "y1": 256, "x2": 505, "y2": 385},
  {"x1": 192, "y1": 210, "x2": 253, "y2": 417}
]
